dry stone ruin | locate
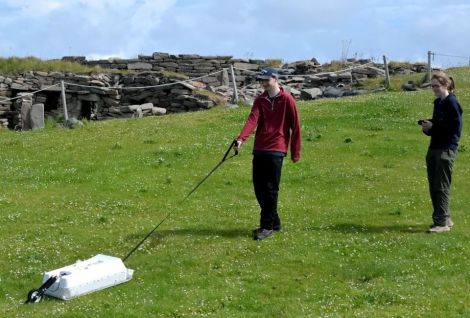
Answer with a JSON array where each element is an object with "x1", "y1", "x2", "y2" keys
[{"x1": 0, "y1": 52, "x2": 430, "y2": 130}]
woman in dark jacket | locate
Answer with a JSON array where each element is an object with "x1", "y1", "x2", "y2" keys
[{"x1": 421, "y1": 71, "x2": 463, "y2": 233}]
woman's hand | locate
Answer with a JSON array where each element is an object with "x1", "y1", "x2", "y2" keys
[{"x1": 422, "y1": 120, "x2": 433, "y2": 132}]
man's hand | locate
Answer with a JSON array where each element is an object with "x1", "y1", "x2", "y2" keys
[
  {"x1": 235, "y1": 140, "x2": 242, "y2": 150},
  {"x1": 422, "y1": 120, "x2": 433, "y2": 133},
  {"x1": 292, "y1": 157, "x2": 300, "y2": 163}
]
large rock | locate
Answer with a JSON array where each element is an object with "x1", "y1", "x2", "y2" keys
[
  {"x1": 152, "y1": 52, "x2": 170, "y2": 59},
  {"x1": 78, "y1": 93, "x2": 101, "y2": 102},
  {"x1": 177, "y1": 82, "x2": 196, "y2": 90},
  {"x1": 35, "y1": 71, "x2": 49, "y2": 77},
  {"x1": 323, "y1": 87, "x2": 344, "y2": 98},
  {"x1": 352, "y1": 67, "x2": 385, "y2": 77},
  {"x1": 160, "y1": 62, "x2": 179, "y2": 68},
  {"x1": 196, "y1": 100, "x2": 215, "y2": 109},
  {"x1": 20, "y1": 101, "x2": 32, "y2": 130},
  {"x1": 171, "y1": 88, "x2": 191, "y2": 95},
  {"x1": 64, "y1": 117, "x2": 84, "y2": 129},
  {"x1": 30, "y1": 104, "x2": 45, "y2": 130},
  {"x1": 201, "y1": 77, "x2": 219, "y2": 84},
  {"x1": 90, "y1": 80, "x2": 106, "y2": 87},
  {"x1": 310, "y1": 57, "x2": 321, "y2": 65},
  {"x1": 284, "y1": 87, "x2": 302, "y2": 99},
  {"x1": 140, "y1": 103, "x2": 153, "y2": 111},
  {"x1": 278, "y1": 68, "x2": 295, "y2": 75},
  {"x1": 16, "y1": 94, "x2": 33, "y2": 127},
  {"x1": 233, "y1": 62, "x2": 259, "y2": 71},
  {"x1": 127, "y1": 62, "x2": 152, "y2": 70},
  {"x1": 287, "y1": 60, "x2": 320, "y2": 74},
  {"x1": 11, "y1": 82, "x2": 31, "y2": 90},
  {"x1": 127, "y1": 105, "x2": 140, "y2": 111},
  {"x1": 119, "y1": 106, "x2": 134, "y2": 113},
  {"x1": 300, "y1": 88, "x2": 322, "y2": 100},
  {"x1": 151, "y1": 107, "x2": 167, "y2": 115},
  {"x1": 338, "y1": 72, "x2": 352, "y2": 81},
  {"x1": 218, "y1": 69, "x2": 229, "y2": 86},
  {"x1": 401, "y1": 81, "x2": 417, "y2": 91}
]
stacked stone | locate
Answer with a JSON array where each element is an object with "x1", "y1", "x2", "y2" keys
[
  {"x1": 0, "y1": 75, "x2": 13, "y2": 128},
  {"x1": 65, "y1": 53, "x2": 273, "y2": 87},
  {"x1": 13, "y1": 93, "x2": 32, "y2": 130},
  {"x1": 0, "y1": 69, "x2": 226, "y2": 125}
]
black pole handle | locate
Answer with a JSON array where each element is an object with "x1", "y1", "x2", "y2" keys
[{"x1": 222, "y1": 140, "x2": 238, "y2": 162}]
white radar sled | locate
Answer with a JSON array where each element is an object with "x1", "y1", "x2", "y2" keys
[{"x1": 25, "y1": 254, "x2": 134, "y2": 303}]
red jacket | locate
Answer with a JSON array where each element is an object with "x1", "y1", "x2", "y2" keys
[{"x1": 237, "y1": 88, "x2": 301, "y2": 161}]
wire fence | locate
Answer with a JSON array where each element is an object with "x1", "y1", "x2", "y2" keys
[{"x1": 432, "y1": 52, "x2": 470, "y2": 69}]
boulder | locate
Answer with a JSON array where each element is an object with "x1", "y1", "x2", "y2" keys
[
  {"x1": 20, "y1": 101, "x2": 32, "y2": 130},
  {"x1": 287, "y1": 60, "x2": 320, "y2": 74},
  {"x1": 64, "y1": 117, "x2": 84, "y2": 129},
  {"x1": 300, "y1": 88, "x2": 322, "y2": 100},
  {"x1": 310, "y1": 57, "x2": 321, "y2": 65},
  {"x1": 78, "y1": 93, "x2": 101, "y2": 102},
  {"x1": 90, "y1": 80, "x2": 106, "y2": 87},
  {"x1": 133, "y1": 107, "x2": 143, "y2": 118},
  {"x1": 338, "y1": 72, "x2": 352, "y2": 81},
  {"x1": 152, "y1": 52, "x2": 170, "y2": 59},
  {"x1": 401, "y1": 81, "x2": 417, "y2": 91},
  {"x1": 323, "y1": 87, "x2": 344, "y2": 98},
  {"x1": 233, "y1": 62, "x2": 259, "y2": 71},
  {"x1": 284, "y1": 87, "x2": 302, "y2": 99},
  {"x1": 140, "y1": 103, "x2": 154, "y2": 111},
  {"x1": 35, "y1": 71, "x2": 49, "y2": 77},
  {"x1": 218, "y1": 69, "x2": 229, "y2": 86},
  {"x1": 151, "y1": 107, "x2": 167, "y2": 115},
  {"x1": 278, "y1": 68, "x2": 295, "y2": 75},
  {"x1": 196, "y1": 100, "x2": 215, "y2": 109},
  {"x1": 127, "y1": 62, "x2": 152, "y2": 70},
  {"x1": 127, "y1": 105, "x2": 140, "y2": 111},
  {"x1": 177, "y1": 82, "x2": 195, "y2": 90},
  {"x1": 49, "y1": 72, "x2": 64, "y2": 78},
  {"x1": 30, "y1": 103, "x2": 45, "y2": 130},
  {"x1": 11, "y1": 82, "x2": 31, "y2": 90}
]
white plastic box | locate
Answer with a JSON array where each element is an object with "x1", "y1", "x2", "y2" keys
[{"x1": 43, "y1": 254, "x2": 134, "y2": 300}]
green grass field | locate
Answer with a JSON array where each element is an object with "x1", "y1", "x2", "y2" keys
[{"x1": 1, "y1": 69, "x2": 469, "y2": 317}]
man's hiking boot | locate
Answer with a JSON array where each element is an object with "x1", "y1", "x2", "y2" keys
[
  {"x1": 253, "y1": 228, "x2": 273, "y2": 240},
  {"x1": 429, "y1": 218, "x2": 454, "y2": 228},
  {"x1": 428, "y1": 225, "x2": 451, "y2": 233}
]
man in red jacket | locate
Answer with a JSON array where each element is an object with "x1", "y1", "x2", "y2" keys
[{"x1": 236, "y1": 68, "x2": 301, "y2": 240}]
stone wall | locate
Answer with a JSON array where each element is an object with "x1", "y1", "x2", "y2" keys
[
  {"x1": 63, "y1": 52, "x2": 271, "y2": 87},
  {"x1": 0, "y1": 70, "x2": 225, "y2": 129},
  {"x1": 0, "y1": 52, "x2": 431, "y2": 129},
  {"x1": 63, "y1": 52, "x2": 429, "y2": 85}
]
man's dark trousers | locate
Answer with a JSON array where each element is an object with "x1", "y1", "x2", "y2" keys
[
  {"x1": 252, "y1": 153, "x2": 284, "y2": 230},
  {"x1": 426, "y1": 148, "x2": 456, "y2": 226}
]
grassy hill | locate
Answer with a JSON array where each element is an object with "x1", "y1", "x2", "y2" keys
[{"x1": 1, "y1": 68, "x2": 469, "y2": 317}]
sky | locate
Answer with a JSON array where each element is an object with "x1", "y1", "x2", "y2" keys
[{"x1": 0, "y1": 0, "x2": 470, "y2": 65}]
